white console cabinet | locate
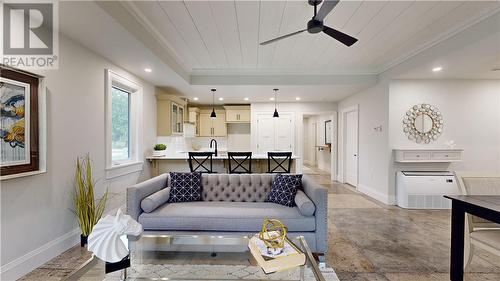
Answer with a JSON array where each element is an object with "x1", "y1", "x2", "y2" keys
[{"x1": 394, "y1": 149, "x2": 463, "y2": 163}]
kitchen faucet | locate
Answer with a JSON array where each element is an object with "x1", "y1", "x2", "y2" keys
[{"x1": 209, "y1": 139, "x2": 218, "y2": 157}]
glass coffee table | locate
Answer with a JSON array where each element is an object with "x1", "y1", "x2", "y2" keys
[{"x1": 65, "y1": 233, "x2": 326, "y2": 281}]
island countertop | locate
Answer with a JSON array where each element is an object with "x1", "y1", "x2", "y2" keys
[{"x1": 146, "y1": 153, "x2": 299, "y2": 160}]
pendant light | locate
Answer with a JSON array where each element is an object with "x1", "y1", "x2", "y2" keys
[
  {"x1": 273, "y1": 88, "x2": 279, "y2": 118},
  {"x1": 210, "y1": 89, "x2": 217, "y2": 119}
]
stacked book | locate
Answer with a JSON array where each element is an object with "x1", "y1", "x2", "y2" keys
[{"x1": 248, "y1": 234, "x2": 306, "y2": 274}]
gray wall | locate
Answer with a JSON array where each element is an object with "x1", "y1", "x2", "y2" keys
[{"x1": 0, "y1": 35, "x2": 157, "y2": 280}]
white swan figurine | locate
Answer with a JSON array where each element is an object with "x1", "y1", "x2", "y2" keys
[{"x1": 88, "y1": 209, "x2": 143, "y2": 262}]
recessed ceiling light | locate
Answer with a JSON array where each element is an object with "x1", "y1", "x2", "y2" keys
[
  {"x1": 295, "y1": 97, "x2": 301, "y2": 101},
  {"x1": 432, "y1": 66, "x2": 442, "y2": 72},
  {"x1": 218, "y1": 97, "x2": 224, "y2": 101},
  {"x1": 270, "y1": 97, "x2": 275, "y2": 101},
  {"x1": 144, "y1": 68, "x2": 152, "y2": 73},
  {"x1": 193, "y1": 97, "x2": 199, "y2": 101},
  {"x1": 244, "y1": 97, "x2": 249, "y2": 101}
]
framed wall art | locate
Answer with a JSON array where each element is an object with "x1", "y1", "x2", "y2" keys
[
  {"x1": 0, "y1": 67, "x2": 40, "y2": 176},
  {"x1": 324, "y1": 120, "x2": 332, "y2": 145}
]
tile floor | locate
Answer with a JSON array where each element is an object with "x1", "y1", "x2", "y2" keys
[{"x1": 19, "y1": 167, "x2": 500, "y2": 281}]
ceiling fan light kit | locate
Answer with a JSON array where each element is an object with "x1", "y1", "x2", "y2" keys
[{"x1": 260, "y1": 0, "x2": 358, "y2": 47}]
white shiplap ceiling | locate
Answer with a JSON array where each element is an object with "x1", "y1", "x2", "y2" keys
[
  {"x1": 125, "y1": 0, "x2": 500, "y2": 75},
  {"x1": 58, "y1": 1, "x2": 499, "y2": 103}
]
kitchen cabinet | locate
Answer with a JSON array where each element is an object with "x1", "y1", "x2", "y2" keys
[
  {"x1": 188, "y1": 107, "x2": 200, "y2": 136},
  {"x1": 224, "y1": 105, "x2": 251, "y2": 123},
  {"x1": 256, "y1": 113, "x2": 293, "y2": 153},
  {"x1": 199, "y1": 110, "x2": 227, "y2": 137},
  {"x1": 156, "y1": 89, "x2": 187, "y2": 136}
]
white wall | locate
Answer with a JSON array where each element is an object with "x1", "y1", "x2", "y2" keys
[
  {"x1": 337, "y1": 79, "x2": 500, "y2": 205},
  {"x1": 337, "y1": 83, "x2": 392, "y2": 203},
  {"x1": 0, "y1": 35, "x2": 157, "y2": 280},
  {"x1": 389, "y1": 80, "x2": 500, "y2": 199}
]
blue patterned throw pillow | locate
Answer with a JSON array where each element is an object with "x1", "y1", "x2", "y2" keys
[
  {"x1": 266, "y1": 174, "x2": 303, "y2": 207},
  {"x1": 167, "y1": 172, "x2": 202, "y2": 203}
]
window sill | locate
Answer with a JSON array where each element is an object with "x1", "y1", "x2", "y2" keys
[{"x1": 105, "y1": 161, "x2": 143, "y2": 179}]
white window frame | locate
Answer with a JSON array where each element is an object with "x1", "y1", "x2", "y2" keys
[{"x1": 105, "y1": 69, "x2": 143, "y2": 179}]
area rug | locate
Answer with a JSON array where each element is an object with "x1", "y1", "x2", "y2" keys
[{"x1": 103, "y1": 264, "x2": 340, "y2": 281}]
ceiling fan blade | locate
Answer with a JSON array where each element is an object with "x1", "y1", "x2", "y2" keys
[
  {"x1": 323, "y1": 26, "x2": 358, "y2": 46},
  {"x1": 260, "y1": 29, "x2": 307, "y2": 45},
  {"x1": 314, "y1": 0, "x2": 340, "y2": 21}
]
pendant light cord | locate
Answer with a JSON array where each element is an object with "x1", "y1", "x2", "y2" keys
[{"x1": 274, "y1": 89, "x2": 278, "y2": 109}]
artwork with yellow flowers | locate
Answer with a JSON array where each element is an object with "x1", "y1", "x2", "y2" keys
[
  {"x1": 0, "y1": 67, "x2": 40, "y2": 177},
  {"x1": 1, "y1": 77, "x2": 30, "y2": 167}
]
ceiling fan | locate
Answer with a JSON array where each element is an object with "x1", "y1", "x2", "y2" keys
[{"x1": 260, "y1": 0, "x2": 358, "y2": 47}]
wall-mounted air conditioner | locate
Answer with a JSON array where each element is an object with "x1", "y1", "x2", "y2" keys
[{"x1": 396, "y1": 171, "x2": 459, "y2": 209}]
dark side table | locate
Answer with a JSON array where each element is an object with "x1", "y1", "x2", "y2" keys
[{"x1": 444, "y1": 195, "x2": 500, "y2": 281}]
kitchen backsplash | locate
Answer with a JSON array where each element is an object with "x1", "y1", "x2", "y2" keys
[{"x1": 156, "y1": 136, "x2": 228, "y2": 154}]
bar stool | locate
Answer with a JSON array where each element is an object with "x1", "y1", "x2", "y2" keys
[
  {"x1": 188, "y1": 152, "x2": 214, "y2": 173},
  {"x1": 267, "y1": 152, "x2": 292, "y2": 173},
  {"x1": 227, "y1": 152, "x2": 252, "y2": 174}
]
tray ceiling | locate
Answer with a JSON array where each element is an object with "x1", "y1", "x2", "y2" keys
[{"x1": 125, "y1": 0, "x2": 499, "y2": 75}]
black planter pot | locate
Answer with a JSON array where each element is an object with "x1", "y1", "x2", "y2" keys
[{"x1": 80, "y1": 234, "x2": 88, "y2": 247}]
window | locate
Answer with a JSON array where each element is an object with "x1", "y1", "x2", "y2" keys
[
  {"x1": 111, "y1": 86, "x2": 131, "y2": 161},
  {"x1": 105, "y1": 70, "x2": 143, "y2": 178}
]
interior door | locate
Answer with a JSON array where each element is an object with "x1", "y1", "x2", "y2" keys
[
  {"x1": 257, "y1": 115, "x2": 275, "y2": 153},
  {"x1": 345, "y1": 110, "x2": 358, "y2": 187},
  {"x1": 275, "y1": 115, "x2": 292, "y2": 151}
]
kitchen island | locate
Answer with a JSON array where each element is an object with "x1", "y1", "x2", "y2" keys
[{"x1": 146, "y1": 153, "x2": 298, "y2": 176}]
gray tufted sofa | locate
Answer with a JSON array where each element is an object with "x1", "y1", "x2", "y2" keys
[{"x1": 127, "y1": 173, "x2": 328, "y2": 255}]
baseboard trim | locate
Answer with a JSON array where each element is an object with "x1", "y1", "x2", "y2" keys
[
  {"x1": 357, "y1": 184, "x2": 395, "y2": 205},
  {"x1": 0, "y1": 207, "x2": 122, "y2": 280},
  {"x1": 0, "y1": 228, "x2": 80, "y2": 281}
]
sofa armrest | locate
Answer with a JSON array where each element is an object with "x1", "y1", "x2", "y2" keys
[
  {"x1": 127, "y1": 173, "x2": 169, "y2": 220},
  {"x1": 301, "y1": 175, "x2": 328, "y2": 253}
]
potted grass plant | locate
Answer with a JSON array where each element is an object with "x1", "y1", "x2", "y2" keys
[
  {"x1": 74, "y1": 154, "x2": 107, "y2": 247},
  {"x1": 153, "y1": 144, "x2": 167, "y2": 157}
]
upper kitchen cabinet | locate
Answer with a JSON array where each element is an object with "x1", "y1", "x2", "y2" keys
[
  {"x1": 156, "y1": 88, "x2": 187, "y2": 136},
  {"x1": 199, "y1": 108, "x2": 227, "y2": 137},
  {"x1": 187, "y1": 107, "x2": 200, "y2": 136},
  {"x1": 224, "y1": 105, "x2": 251, "y2": 123}
]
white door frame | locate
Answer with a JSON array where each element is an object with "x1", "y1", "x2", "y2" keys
[
  {"x1": 312, "y1": 122, "x2": 318, "y2": 167},
  {"x1": 297, "y1": 111, "x2": 337, "y2": 181},
  {"x1": 338, "y1": 105, "x2": 359, "y2": 188}
]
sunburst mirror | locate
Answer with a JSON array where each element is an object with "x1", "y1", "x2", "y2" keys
[{"x1": 402, "y1": 103, "x2": 443, "y2": 144}]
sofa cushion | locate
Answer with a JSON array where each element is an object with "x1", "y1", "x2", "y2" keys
[
  {"x1": 168, "y1": 172, "x2": 202, "y2": 203},
  {"x1": 201, "y1": 174, "x2": 275, "y2": 202},
  {"x1": 266, "y1": 174, "x2": 302, "y2": 207},
  {"x1": 141, "y1": 187, "x2": 171, "y2": 213},
  {"x1": 294, "y1": 190, "x2": 315, "y2": 216},
  {"x1": 138, "y1": 201, "x2": 315, "y2": 232}
]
